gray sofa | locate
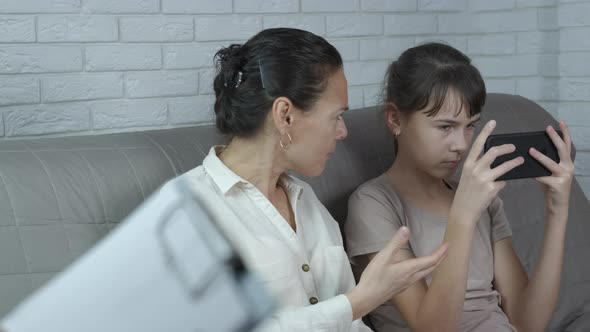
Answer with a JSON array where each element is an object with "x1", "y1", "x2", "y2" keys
[{"x1": 0, "y1": 93, "x2": 589, "y2": 331}]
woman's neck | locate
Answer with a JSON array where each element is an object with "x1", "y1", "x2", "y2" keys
[{"x1": 218, "y1": 136, "x2": 286, "y2": 198}]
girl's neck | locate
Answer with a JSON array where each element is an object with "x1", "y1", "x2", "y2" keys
[{"x1": 387, "y1": 155, "x2": 450, "y2": 200}]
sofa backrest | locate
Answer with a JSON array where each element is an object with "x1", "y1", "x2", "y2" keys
[{"x1": 0, "y1": 93, "x2": 588, "y2": 331}]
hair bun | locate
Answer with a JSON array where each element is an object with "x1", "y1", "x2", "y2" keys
[{"x1": 215, "y1": 44, "x2": 247, "y2": 89}]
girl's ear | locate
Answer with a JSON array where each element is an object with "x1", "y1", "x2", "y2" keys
[{"x1": 385, "y1": 102, "x2": 403, "y2": 136}]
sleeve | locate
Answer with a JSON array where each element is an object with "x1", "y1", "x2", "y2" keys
[
  {"x1": 488, "y1": 195, "x2": 513, "y2": 243},
  {"x1": 255, "y1": 295, "x2": 373, "y2": 332},
  {"x1": 344, "y1": 183, "x2": 409, "y2": 259}
]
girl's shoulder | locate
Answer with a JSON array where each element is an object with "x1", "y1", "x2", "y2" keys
[{"x1": 350, "y1": 173, "x2": 404, "y2": 208}]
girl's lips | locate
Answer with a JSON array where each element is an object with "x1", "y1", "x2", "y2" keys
[{"x1": 443, "y1": 160, "x2": 460, "y2": 167}]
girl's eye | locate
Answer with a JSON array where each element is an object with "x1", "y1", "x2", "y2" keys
[
  {"x1": 467, "y1": 123, "x2": 476, "y2": 129},
  {"x1": 439, "y1": 125, "x2": 451, "y2": 131}
]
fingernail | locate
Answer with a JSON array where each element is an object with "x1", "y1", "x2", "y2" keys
[
  {"x1": 399, "y1": 226, "x2": 409, "y2": 237},
  {"x1": 488, "y1": 120, "x2": 496, "y2": 128}
]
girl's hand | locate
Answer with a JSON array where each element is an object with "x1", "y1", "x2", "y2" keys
[
  {"x1": 529, "y1": 121, "x2": 575, "y2": 218},
  {"x1": 453, "y1": 120, "x2": 525, "y2": 224}
]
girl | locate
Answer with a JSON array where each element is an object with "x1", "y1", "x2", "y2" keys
[{"x1": 345, "y1": 43, "x2": 574, "y2": 332}]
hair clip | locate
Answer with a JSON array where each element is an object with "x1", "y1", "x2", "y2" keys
[
  {"x1": 235, "y1": 71, "x2": 243, "y2": 88},
  {"x1": 223, "y1": 71, "x2": 243, "y2": 88},
  {"x1": 258, "y1": 59, "x2": 267, "y2": 89}
]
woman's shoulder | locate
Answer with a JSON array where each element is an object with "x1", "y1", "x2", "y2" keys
[{"x1": 159, "y1": 165, "x2": 217, "y2": 196}]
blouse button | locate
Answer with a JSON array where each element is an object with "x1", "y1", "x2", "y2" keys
[
  {"x1": 301, "y1": 264, "x2": 310, "y2": 272},
  {"x1": 309, "y1": 297, "x2": 318, "y2": 305}
]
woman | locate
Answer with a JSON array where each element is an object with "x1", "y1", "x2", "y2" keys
[
  {"x1": 164, "y1": 28, "x2": 448, "y2": 331},
  {"x1": 345, "y1": 43, "x2": 574, "y2": 332}
]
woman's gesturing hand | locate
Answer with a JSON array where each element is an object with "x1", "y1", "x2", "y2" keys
[{"x1": 347, "y1": 227, "x2": 448, "y2": 320}]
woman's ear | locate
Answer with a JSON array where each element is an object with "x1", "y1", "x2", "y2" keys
[
  {"x1": 385, "y1": 102, "x2": 403, "y2": 136},
  {"x1": 270, "y1": 97, "x2": 294, "y2": 134}
]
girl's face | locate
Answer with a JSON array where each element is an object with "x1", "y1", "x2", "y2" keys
[
  {"x1": 395, "y1": 91, "x2": 481, "y2": 179},
  {"x1": 286, "y1": 68, "x2": 349, "y2": 177}
]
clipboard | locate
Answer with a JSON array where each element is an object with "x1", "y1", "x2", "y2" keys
[{"x1": 1, "y1": 179, "x2": 275, "y2": 332}]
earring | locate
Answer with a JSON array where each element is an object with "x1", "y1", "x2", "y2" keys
[{"x1": 279, "y1": 132, "x2": 292, "y2": 149}]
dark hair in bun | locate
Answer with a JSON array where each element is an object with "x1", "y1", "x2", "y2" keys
[{"x1": 213, "y1": 28, "x2": 343, "y2": 137}]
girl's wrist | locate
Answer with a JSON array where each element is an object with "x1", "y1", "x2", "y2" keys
[{"x1": 448, "y1": 206, "x2": 480, "y2": 229}]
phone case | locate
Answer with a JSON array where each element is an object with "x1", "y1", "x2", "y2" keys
[{"x1": 484, "y1": 130, "x2": 562, "y2": 181}]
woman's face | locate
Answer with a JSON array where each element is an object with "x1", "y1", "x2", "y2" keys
[
  {"x1": 286, "y1": 68, "x2": 349, "y2": 177},
  {"x1": 396, "y1": 91, "x2": 481, "y2": 179}
]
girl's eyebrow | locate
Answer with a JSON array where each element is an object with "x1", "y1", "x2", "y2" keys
[{"x1": 433, "y1": 115, "x2": 481, "y2": 125}]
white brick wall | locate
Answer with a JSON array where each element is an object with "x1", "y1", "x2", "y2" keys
[
  {"x1": 0, "y1": 17, "x2": 35, "y2": 42},
  {"x1": 0, "y1": 77, "x2": 39, "y2": 106},
  {"x1": 82, "y1": 0, "x2": 160, "y2": 14},
  {"x1": 556, "y1": 0, "x2": 590, "y2": 198},
  {"x1": 0, "y1": 46, "x2": 82, "y2": 73},
  {"x1": 41, "y1": 73, "x2": 123, "y2": 102},
  {"x1": 91, "y1": 99, "x2": 168, "y2": 129},
  {"x1": 0, "y1": 0, "x2": 588, "y2": 198},
  {"x1": 86, "y1": 45, "x2": 162, "y2": 71},
  {"x1": 120, "y1": 16, "x2": 194, "y2": 42},
  {"x1": 37, "y1": 16, "x2": 118, "y2": 42}
]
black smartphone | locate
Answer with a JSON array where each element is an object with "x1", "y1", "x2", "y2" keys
[{"x1": 484, "y1": 130, "x2": 562, "y2": 181}]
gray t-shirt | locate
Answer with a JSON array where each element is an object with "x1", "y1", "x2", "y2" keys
[{"x1": 345, "y1": 174, "x2": 516, "y2": 332}]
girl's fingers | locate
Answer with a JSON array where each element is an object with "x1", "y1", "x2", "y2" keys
[
  {"x1": 529, "y1": 147, "x2": 562, "y2": 175},
  {"x1": 465, "y1": 120, "x2": 496, "y2": 165},
  {"x1": 546, "y1": 125, "x2": 570, "y2": 163},
  {"x1": 559, "y1": 121, "x2": 573, "y2": 159},
  {"x1": 478, "y1": 143, "x2": 516, "y2": 169},
  {"x1": 489, "y1": 156, "x2": 524, "y2": 180}
]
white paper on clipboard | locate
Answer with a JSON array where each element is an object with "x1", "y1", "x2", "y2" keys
[{"x1": 1, "y1": 179, "x2": 274, "y2": 332}]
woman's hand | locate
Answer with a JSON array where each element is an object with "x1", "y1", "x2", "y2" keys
[
  {"x1": 453, "y1": 120, "x2": 524, "y2": 224},
  {"x1": 530, "y1": 122, "x2": 575, "y2": 218},
  {"x1": 346, "y1": 227, "x2": 448, "y2": 320}
]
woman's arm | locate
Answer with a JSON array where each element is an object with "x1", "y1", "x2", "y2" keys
[
  {"x1": 262, "y1": 228, "x2": 447, "y2": 332},
  {"x1": 259, "y1": 294, "x2": 368, "y2": 332},
  {"x1": 347, "y1": 227, "x2": 448, "y2": 320}
]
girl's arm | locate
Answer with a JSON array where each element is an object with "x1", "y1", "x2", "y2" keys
[
  {"x1": 368, "y1": 209, "x2": 479, "y2": 332},
  {"x1": 493, "y1": 122, "x2": 574, "y2": 332}
]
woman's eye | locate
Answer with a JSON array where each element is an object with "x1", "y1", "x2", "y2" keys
[{"x1": 439, "y1": 125, "x2": 451, "y2": 131}]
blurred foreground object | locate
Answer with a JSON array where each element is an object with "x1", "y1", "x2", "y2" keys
[{"x1": 1, "y1": 179, "x2": 274, "y2": 332}]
